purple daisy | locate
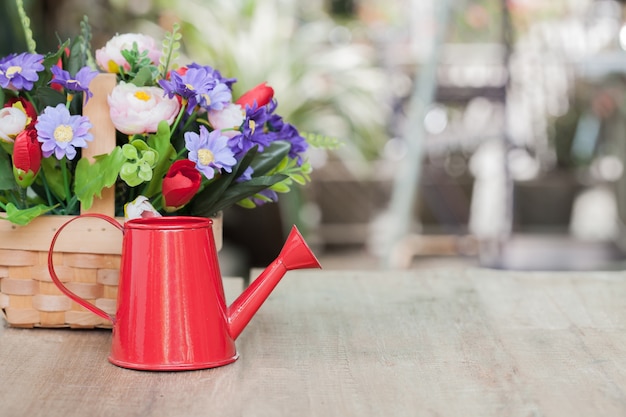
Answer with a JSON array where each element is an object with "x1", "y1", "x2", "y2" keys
[
  {"x1": 184, "y1": 125, "x2": 236, "y2": 180},
  {"x1": 0, "y1": 52, "x2": 44, "y2": 91},
  {"x1": 267, "y1": 114, "x2": 309, "y2": 165},
  {"x1": 50, "y1": 66, "x2": 99, "y2": 103},
  {"x1": 228, "y1": 104, "x2": 273, "y2": 157},
  {"x1": 187, "y1": 63, "x2": 237, "y2": 89},
  {"x1": 35, "y1": 104, "x2": 93, "y2": 160},
  {"x1": 159, "y1": 65, "x2": 232, "y2": 114}
]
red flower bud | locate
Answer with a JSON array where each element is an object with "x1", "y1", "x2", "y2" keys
[
  {"x1": 235, "y1": 82, "x2": 274, "y2": 109},
  {"x1": 162, "y1": 159, "x2": 202, "y2": 211},
  {"x1": 12, "y1": 128, "x2": 42, "y2": 188}
]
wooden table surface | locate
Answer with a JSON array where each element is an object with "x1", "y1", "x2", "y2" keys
[{"x1": 2, "y1": 267, "x2": 626, "y2": 417}]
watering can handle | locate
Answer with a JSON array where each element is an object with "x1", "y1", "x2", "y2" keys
[{"x1": 47, "y1": 213, "x2": 124, "y2": 323}]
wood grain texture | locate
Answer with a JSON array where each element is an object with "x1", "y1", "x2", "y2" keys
[{"x1": 2, "y1": 269, "x2": 626, "y2": 416}]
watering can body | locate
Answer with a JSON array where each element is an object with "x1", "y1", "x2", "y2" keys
[{"x1": 48, "y1": 215, "x2": 321, "y2": 371}]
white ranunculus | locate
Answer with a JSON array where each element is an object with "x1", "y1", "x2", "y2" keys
[
  {"x1": 208, "y1": 103, "x2": 246, "y2": 138},
  {"x1": 0, "y1": 106, "x2": 28, "y2": 142},
  {"x1": 108, "y1": 82, "x2": 180, "y2": 135},
  {"x1": 95, "y1": 33, "x2": 161, "y2": 73}
]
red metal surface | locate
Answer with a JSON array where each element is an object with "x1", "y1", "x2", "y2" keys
[{"x1": 48, "y1": 214, "x2": 321, "y2": 371}]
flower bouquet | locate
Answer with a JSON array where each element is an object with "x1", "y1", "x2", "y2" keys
[
  {"x1": 0, "y1": 9, "x2": 326, "y2": 328},
  {"x1": 0, "y1": 22, "x2": 314, "y2": 225}
]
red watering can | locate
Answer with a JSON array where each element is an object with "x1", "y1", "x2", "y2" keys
[{"x1": 48, "y1": 214, "x2": 321, "y2": 371}]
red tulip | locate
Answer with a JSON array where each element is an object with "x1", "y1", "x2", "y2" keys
[
  {"x1": 12, "y1": 128, "x2": 42, "y2": 188},
  {"x1": 162, "y1": 159, "x2": 202, "y2": 211},
  {"x1": 235, "y1": 82, "x2": 274, "y2": 109}
]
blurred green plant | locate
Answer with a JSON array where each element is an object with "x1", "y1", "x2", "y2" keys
[{"x1": 153, "y1": 0, "x2": 390, "y2": 168}]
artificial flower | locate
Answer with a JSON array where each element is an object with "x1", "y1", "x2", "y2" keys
[
  {"x1": 0, "y1": 105, "x2": 30, "y2": 143},
  {"x1": 12, "y1": 128, "x2": 41, "y2": 188},
  {"x1": 184, "y1": 125, "x2": 237, "y2": 180},
  {"x1": 95, "y1": 33, "x2": 161, "y2": 74},
  {"x1": 35, "y1": 104, "x2": 93, "y2": 160},
  {"x1": 159, "y1": 65, "x2": 232, "y2": 114},
  {"x1": 207, "y1": 103, "x2": 246, "y2": 138},
  {"x1": 119, "y1": 140, "x2": 158, "y2": 186},
  {"x1": 49, "y1": 66, "x2": 100, "y2": 103},
  {"x1": 162, "y1": 160, "x2": 202, "y2": 211},
  {"x1": 0, "y1": 52, "x2": 44, "y2": 91},
  {"x1": 124, "y1": 195, "x2": 162, "y2": 220},
  {"x1": 108, "y1": 82, "x2": 180, "y2": 135},
  {"x1": 236, "y1": 82, "x2": 274, "y2": 109}
]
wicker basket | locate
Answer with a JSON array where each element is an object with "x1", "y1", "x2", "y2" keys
[{"x1": 0, "y1": 74, "x2": 222, "y2": 328}]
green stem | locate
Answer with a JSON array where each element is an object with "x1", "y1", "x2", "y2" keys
[
  {"x1": 61, "y1": 158, "x2": 72, "y2": 213},
  {"x1": 151, "y1": 194, "x2": 163, "y2": 212},
  {"x1": 39, "y1": 171, "x2": 56, "y2": 209},
  {"x1": 172, "y1": 102, "x2": 188, "y2": 133}
]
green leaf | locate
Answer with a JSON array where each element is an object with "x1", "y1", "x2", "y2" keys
[
  {"x1": 192, "y1": 173, "x2": 287, "y2": 216},
  {"x1": 131, "y1": 65, "x2": 156, "y2": 87},
  {"x1": 0, "y1": 150, "x2": 15, "y2": 190},
  {"x1": 143, "y1": 120, "x2": 176, "y2": 197},
  {"x1": 40, "y1": 157, "x2": 65, "y2": 201},
  {"x1": 250, "y1": 141, "x2": 291, "y2": 176},
  {"x1": 1, "y1": 203, "x2": 54, "y2": 226},
  {"x1": 34, "y1": 86, "x2": 66, "y2": 110},
  {"x1": 188, "y1": 146, "x2": 258, "y2": 215},
  {"x1": 74, "y1": 147, "x2": 125, "y2": 210}
]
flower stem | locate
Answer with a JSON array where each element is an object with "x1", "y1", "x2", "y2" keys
[{"x1": 61, "y1": 158, "x2": 72, "y2": 213}]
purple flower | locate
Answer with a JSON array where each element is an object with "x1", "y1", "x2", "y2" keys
[
  {"x1": 35, "y1": 104, "x2": 93, "y2": 160},
  {"x1": 252, "y1": 189, "x2": 278, "y2": 206},
  {"x1": 187, "y1": 63, "x2": 237, "y2": 89},
  {"x1": 185, "y1": 125, "x2": 237, "y2": 180},
  {"x1": 228, "y1": 104, "x2": 273, "y2": 157},
  {"x1": 159, "y1": 65, "x2": 232, "y2": 114},
  {"x1": 267, "y1": 114, "x2": 309, "y2": 164},
  {"x1": 50, "y1": 66, "x2": 99, "y2": 103},
  {"x1": 0, "y1": 52, "x2": 44, "y2": 91}
]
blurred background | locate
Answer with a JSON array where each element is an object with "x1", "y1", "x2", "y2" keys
[{"x1": 4, "y1": 0, "x2": 626, "y2": 274}]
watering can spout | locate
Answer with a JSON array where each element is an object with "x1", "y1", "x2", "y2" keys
[{"x1": 227, "y1": 225, "x2": 321, "y2": 340}]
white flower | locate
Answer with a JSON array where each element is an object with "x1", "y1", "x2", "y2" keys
[
  {"x1": 208, "y1": 103, "x2": 246, "y2": 138},
  {"x1": 108, "y1": 82, "x2": 180, "y2": 135},
  {"x1": 95, "y1": 33, "x2": 161, "y2": 73},
  {"x1": 0, "y1": 106, "x2": 29, "y2": 142},
  {"x1": 124, "y1": 196, "x2": 162, "y2": 220}
]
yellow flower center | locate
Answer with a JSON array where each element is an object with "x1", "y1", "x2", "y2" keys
[
  {"x1": 249, "y1": 119, "x2": 256, "y2": 134},
  {"x1": 6, "y1": 66, "x2": 22, "y2": 78},
  {"x1": 134, "y1": 91, "x2": 151, "y2": 101},
  {"x1": 54, "y1": 125, "x2": 74, "y2": 143},
  {"x1": 198, "y1": 149, "x2": 214, "y2": 165},
  {"x1": 185, "y1": 83, "x2": 195, "y2": 91}
]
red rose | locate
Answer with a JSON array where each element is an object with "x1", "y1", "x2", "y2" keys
[
  {"x1": 235, "y1": 82, "x2": 274, "y2": 109},
  {"x1": 12, "y1": 128, "x2": 42, "y2": 188},
  {"x1": 162, "y1": 159, "x2": 202, "y2": 211}
]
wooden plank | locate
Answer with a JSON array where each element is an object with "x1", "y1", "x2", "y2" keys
[
  {"x1": 2, "y1": 271, "x2": 626, "y2": 416},
  {"x1": 81, "y1": 73, "x2": 117, "y2": 217}
]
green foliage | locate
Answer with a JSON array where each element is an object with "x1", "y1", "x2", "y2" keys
[
  {"x1": 74, "y1": 148, "x2": 125, "y2": 210},
  {"x1": 119, "y1": 43, "x2": 159, "y2": 85},
  {"x1": 15, "y1": 0, "x2": 35, "y2": 53},
  {"x1": 158, "y1": 23, "x2": 182, "y2": 80},
  {"x1": 0, "y1": 203, "x2": 53, "y2": 226},
  {"x1": 303, "y1": 132, "x2": 343, "y2": 150}
]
